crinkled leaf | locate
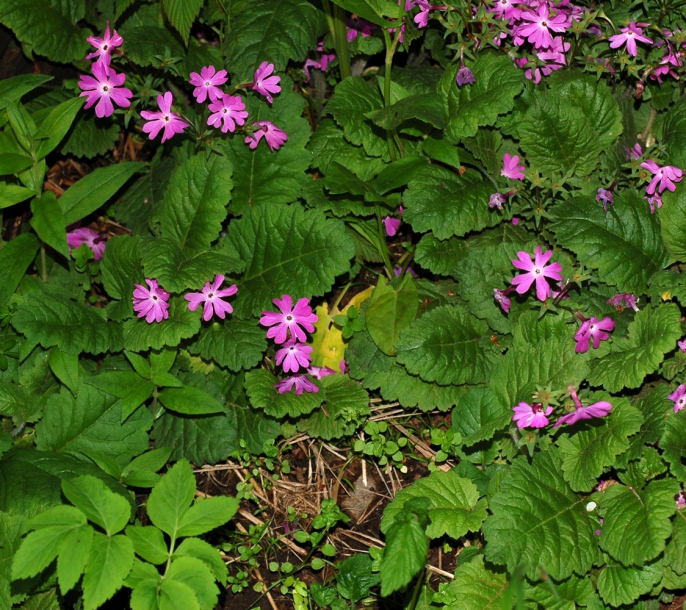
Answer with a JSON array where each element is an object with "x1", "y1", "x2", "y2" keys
[
  {"x1": 335, "y1": 554, "x2": 380, "y2": 604},
  {"x1": 162, "y1": 0, "x2": 202, "y2": 44},
  {"x1": 596, "y1": 560, "x2": 662, "y2": 607},
  {"x1": 452, "y1": 387, "x2": 511, "y2": 447},
  {"x1": 100, "y1": 235, "x2": 144, "y2": 321},
  {"x1": 120, "y1": 26, "x2": 184, "y2": 68},
  {"x1": 188, "y1": 318, "x2": 266, "y2": 371},
  {"x1": 524, "y1": 573, "x2": 595, "y2": 610},
  {"x1": 82, "y1": 533, "x2": 134, "y2": 610},
  {"x1": 62, "y1": 113, "x2": 120, "y2": 159},
  {"x1": 0, "y1": 233, "x2": 40, "y2": 306},
  {"x1": 663, "y1": 98, "x2": 686, "y2": 170},
  {"x1": 366, "y1": 275, "x2": 418, "y2": 356},
  {"x1": 660, "y1": 185, "x2": 686, "y2": 262},
  {"x1": 244, "y1": 369, "x2": 322, "y2": 418},
  {"x1": 232, "y1": 404, "x2": 280, "y2": 454},
  {"x1": 664, "y1": 511, "x2": 686, "y2": 576},
  {"x1": 123, "y1": 298, "x2": 201, "y2": 352},
  {"x1": 660, "y1": 409, "x2": 686, "y2": 482},
  {"x1": 439, "y1": 556, "x2": 509, "y2": 610},
  {"x1": 30, "y1": 192, "x2": 68, "y2": 257}
]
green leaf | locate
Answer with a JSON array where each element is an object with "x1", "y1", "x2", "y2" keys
[
  {"x1": 660, "y1": 409, "x2": 686, "y2": 482},
  {"x1": 244, "y1": 369, "x2": 322, "y2": 418},
  {"x1": 0, "y1": 0, "x2": 88, "y2": 63},
  {"x1": 158, "y1": 386, "x2": 226, "y2": 416},
  {"x1": 0, "y1": 381, "x2": 32, "y2": 419},
  {"x1": 518, "y1": 72, "x2": 622, "y2": 175},
  {"x1": 0, "y1": 233, "x2": 39, "y2": 306},
  {"x1": 188, "y1": 318, "x2": 266, "y2": 371},
  {"x1": 228, "y1": 203, "x2": 354, "y2": 318},
  {"x1": 549, "y1": 190, "x2": 671, "y2": 294},
  {"x1": 61, "y1": 475, "x2": 131, "y2": 536},
  {"x1": 162, "y1": 0, "x2": 202, "y2": 44},
  {"x1": 35, "y1": 383, "x2": 152, "y2": 465},
  {"x1": 225, "y1": 0, "x2": 326, "y2": 79},
  {"x1": 328, "y1": 0, "x2": 396, "y2": 26},
  {"x1": 30, "y1": 191, "x2": 68, "y2": 257},
  {"x1": 598, "y1": 479, "x2": 677, "y2": 566},
  {"x1": 121, "y1": 26, "x2": 184, "y2": 68},
  {"x1": 372, "y1": 156, "x2": 428, "y2": 195},
  {"x1": 100, "y1": 235, "x2": 144, "y2": 321},
  {"x1": 483, "y1": 450, "x2": 598, "y2": 580},
  {"x1": 422, "y1": 137, "x2": 460, "y2": 169},
  {"x1": 62, "y1": 113, "x2": 121, "y2": 159},
  {"x1": 395, "y1": 305, "x2": 492, "y2": 385},
  {"x1": 125, "y1": 525, "x2": 169, "y2": 565},
  {"x1": 146, "y1": 459, "x2": 195, "y2": 537},
  {"x1": 664, "y1": 511, "x2": 686, "y2": 575},
  {"x1": 35, "y1": 97, "x2": 83, "y2": 160},
  {"x1": 366, "y1": 275, "x2": 418, "y2": 356},
  {"x1": 176, "y1": 496, "x2": 239, "y2": 538},
  {"x1": 440, "y1": 555, "x2": 509, "y2": 610},
  {"x1": 0, "y1": 74, "x2": 52, "y2": 108},
  {"x1": 155, "y1": 154, "x2": 232, "y2": 257},
  {"x1": 82, "y1": 533, "x2": 134, "y2": 610},
  {"x1": 370, "y1": 93, "x2": 444, "y2": 131},
  {"x1": 596, "y1": 560, "x2": 662, "y2": 607},
  {"x1": 0, "y1": 181, "x2": 34, "y2": 209},
  {"x1": 438, "y1": 53, "x2": 524, "y2": 141},
  {"x1": 232, "y1": 403, "x2": 280, "y2": 454},
  {"x1": 452, "y1": 387, "x2": 511, "y2": 447},
  {"x1": 174, "y1": 537, "x2": 228, "y2": 585},
  {"x1": 123, "y1": 298, "x2": 201, "y2": 352},
  {"x1": 166, "y1": 556, "x2": 219, "y2": 610},
  {"x1": 48, "y1": 348, "x2": 79, "y2": 394},
  {"x1": 56, "y1": 524, "x2": 94, "y2": 595},
  {"x1": 587, "y1": 304, "x2": 681, "y2": 392},
  {"x1": 59, "y1": 162, "x2": 143, "y2": 226},
  {"x1": 335, "y1": 554, "x2": 380, "y2": 603},
  {"x1": 402, "y1": 166, "x2": 496, "y2": 239},
  {"x1": 13, "y1": 291, "x2": 123, "y2": 355},
  {"x1": 382, "y1": 469, "x2": 488, "y2": 540},
  {"x1": 121, "y1": 448, "x2": 173, "y2": 480},
  {"x1": 663, "y1": 98, "x2": 686, "y2": 170},
  {"x1": 660, "y1": 185, "x2": 686, "y2": 262},
  {"x1": 558, "y1": 397, "x2": 643, "y2": 492}
]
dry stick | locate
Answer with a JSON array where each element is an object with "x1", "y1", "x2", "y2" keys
[
  {"x1": 390, "y1": 422, "x2": 453, "y2": 473},
  {"x1": 238, "y1": 509, "x2": 308, "y2": 558}
]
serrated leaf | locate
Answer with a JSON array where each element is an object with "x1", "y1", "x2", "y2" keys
[
  {"x1": 403, "y1": 166, "x2": 496, "y2": 239},
  {"x1": 100, "y1": 235, "x2": 144, "y2": 321},
  {"x1": 438, "y1": 53, "x2": 524, "y2": 141},
  {"x1": 162, "y1": 0, "x2": 202, "y2": 44},
  {"x1": 440, "y1": 556, "x2": 509, "y2": 610},
  {"x1": 56, "y1": 524, "x2": 94, "y2": 595},
  {"x1": 663, "y1": 98, "x2": 686, "y2": 170},
  {"x1": 82, "y1": 533, "x2": 134, "y2": 610},
  {"x1": 174, "y1": 537, "x2": 228, "y2": 585},
  {"x1": 158, "y1": 386, "x2": 225, "y2": 416},
  {"x1": 483, "y1": 450, "x2": 598, "y2": 580},
  {"x1": 660, "y1": 409, "x2": 686, "y2": 482},
  {"x1": 596, "y1": 560, "x2": 662, "y2": 607},
  {"x1": 558, "y1": 397, "x2": 643, "y2": 492},
  {"x1": 123, "y1": 298, "x2": 201, "y2": 352},
  {"x1": 524, "y1": 573, "x2": 595, "y2": 610},
  {"x1": 660, "y1": 185, "x2": 686, "y2": 262},
  {"x1": 664, "y1": 511, "x2": 686, "y2": 575},
  {"x1": 587, "y1": 304, "x2": 681, "y2": 392},
  {"x1": 335, "y1": 554, "x2": 379, "y2": 603},
  {"x1": 147, "y1": 459, "x2": 195, "y2": 537},
  {"x1": 121, "y1": 26, "x2": 184, "y2": 68},
  {"x1": 176, "y1": 496, "x2": 239, "y2": 538},
  {"x1": 62, "y1": 475, "x2": 131, "y2": 536},
  {"x1": 125, "y1": 525, "x2": 169, "y2": 565},
  {"x1": 30, "y1": 192, "x2": 68, "y2": 257},
  {"x1": 188, "y1": 318, "x2": 266, "y2": 371},
  {"x1": 228, "y1": 203, "x2": 354, "y2": 318},
  {"x1": 0, "y1": 233, "x2": 39, "y2": 306},
  {"x1": 395, "y1": 305, "x2": 492, "y2": 385},
  {"x1": 62, "y1": 112, "x2": 120, "y2": 159},
  {"x1": 370, "y1": 93, "x2": 444, "y2": 131},
  {"x1": 518, "y1": 72, "x2": 622, "y2": 175},
  {"x1": 366, "y1": 275, "x2": 418, "y2": 356},
  {"x1": 452, "y1": 387, "x2": 511, "y2": 447},
  {"x1": 166, "y1": 556, "x2": 218, "y2": 610},
  {"x1": 549, "y1": 190, "x2": 671, "y2": 294},
  {"x1": 245, "y1": 369, "x2": 322, "y2": 418}
]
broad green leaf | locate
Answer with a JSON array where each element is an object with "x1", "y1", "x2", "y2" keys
[
  {"x1": 124, "y1": 558, "x2": 162, "y2": 590},
  {"x1": 558, "y1": 397, "x2": 643, "y2": 492},
  {"x1": 146, "y1": 459, "x2": 195, "y2": 537},
  {"x1": 664, "y1": 511, "x2": 686, "y2": 575},
  {"x1": 35, "y1": 97, "x2": 83, "y2": 159},
  {"x1": 61, "y1": 475, "x2": 131, "y2": 536},
  {"x1": 463, "y1": 129, "x2": 502, "y2": 176},
  {"x1": 188, "y1": 319, "x2": 266, "y2": 371},
  {"x1": 100, "y1": 235, "x2": 144, "y2": 321},
  {"x1": 598, "y1": 479, "x2": 677, "y2": 566},
  {"x1": 324, "y1": 161, "x2": 384, "y2": 201},
  {"x1": 0, "y1": 233, "x2": 39, "y2": 306},
  {"x1": 244, "y1": 369, "x2": 322, "y2": 418},
  {"x1": 395, "y1": 305, "x2": 492, "y2": 385},
  {"x1": 549, "y1": 190, "x2": 671, "y2": 294},
  {"x1": 233, "y1": 403, "x2": 280, "y2": 454},
  {"x1": 439, "y1": 556, "x2": 509, "y2": 610},
  {"x1": 156, "y1": 154, "x2": 232, "y2": 257},
  {"x1": 82, "y1": 533, "x2": 135, "y2": 610},
  {"x1": 59, "y1": 162, "x2": 143, "y2": 226},
  {"x1": 125, "y1": 525, "x2": 169, "y2": 565},
  {"x1": 0, "y1": 152, "x2": 33, "y2": 175},
  {"x1": 35, "y1": 383, "x2": 152, "y2": 465},
  {"x1": 121, "y1": 26, "x2": 184, "y2": 68},
  {"x1": 228, "y1": 203, "x2": 355, "y2": 318},
  {"x1": 123, "y1": 298, "x2": 201, "y2": 352},
  {"x1": 422, "y1": 137, "x2": 460, "y2": 169},
  {"x1": 414, "y1": 234, "x2": 468, "y2": 277},
  {"x1": 162, "y1": 0, "x2": 202, "y2": 44},
  {"x1": 176, "y1": 496, "x2": 239, "y2": 537},
  {"x1": 660, "y1": 409, "x2": 686, "y2": 481},
  {"x1": 48, "y1": 348, "x2": 78, "y2": 394},
  {"x1": 328, "y1": 0, "x2": 396, "y2": 26},
  {"x1": 62, "y1": 113, "x2": 121, "y2": 159},
  {"x1": 0, "y1": 382, "x2": 31, "y2": 419},
  {"x1": 402, "y1": 166, "x2": 496, "y2": 239},
  {"x1": 483, "y1": 450, "x2": 598, "y2": 580},
  {"x1": 587, "y1": 304, "x2": 681, "y2": 392},
  {"x1": 0, "y1": 74, "x2": 52, "y2": 108},
  {"x1": 174, "y1": 537, "x2": 228, "y2": 585},
  {"x1": 438, "y1": 53, "x2": 524, "y2": 141},
  {"x1": 157, "y1": 386, "x2": 226, "y2": 416},
  {"x1": 30, "y1": 192, "x2": 68, "y2": 257},
  {"x1": 56, "y1": 524, "x2": 94, "y2": 595},
  {"x1": 382, "y1": 469, "x2": 488, "y2": 540},
  {"x1": 372, "y1": 156, "x2": 428, "y2": 195},
  {"x1": 225, "y1": 0, "x2": 326, "y2": 79},
  {"x1": 596, "y1": 560, "x2": 662, "y2": 607},
  {"x1": 121, "y1": 448, "x2": 173, "y2": 480},
  {"x1": 84, "y1": 371, "x2": 154, "y2": 422},
  {"x1": 660, "y1": 185, "x2": 686, "y2": 262},
  {"x1": 166, "y1": 556, "x2": 218, "y2": 610},
  {"x1": 663, "y1": 98, "x2": 686, "y2": 169},
  {"x1": 452, "y1": 387, "x2": 510, "y2": 447},
  {"x1": 335, "y1": 554, "x2": 380, "y2": 604},
  {"x1": 366, "y1": 275, "x2": 418, "y2": 356},
  {"x1": 0, "y1": 181, "x2": 34, "y2": 209},
  {"x1": 518, "y1": 72, "x2": 622, "y2": 175},
  {"x1": 370, "y1": 93, "x2": 444, "y2": 131},
  {"x1": 524, "y1": 573, "x2": 595, "y2": 610}
]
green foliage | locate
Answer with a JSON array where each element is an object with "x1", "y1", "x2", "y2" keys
[
  {"x1": 0, "y1": 233, "x2": 39, "y2": 306},
  {"x1": 244, "y1": 369, "x2": 321, "y2": 418},
  {"x1": 437, "y1": 555, "x2": 509, "y2": 609}
]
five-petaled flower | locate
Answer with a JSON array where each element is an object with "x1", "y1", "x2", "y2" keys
[
  {"x1": 669, "y1": 384, "x2": 686, "y2": 413},
  {"x1": 510, "y1": 246, "x2": 563, "y2": 301},
  {"x1": 251, "y1": 62, "x2": 281, "y2": 104},
  {"x1": 140, "y1": 92, "x2": 189, "y2": 143},
  {"x1": 574, "y1": 316, "x2": 615, "y2": 353},
  {"x1": 184, "y1": 274, "x2": 238, "y2": 321},
  {"x1": 207, "y1": 94, "x2": 248, "y2": 133},
  {"x1": 86, "y1": 21, "x2": 123, "y2": 66},
  {"x1": 260, "y1": 295, "x2": 318, "y2": 344},
  {"x1": 517, "y1": 3, "x2": 570, "y2": 49},
  {"x1": 609, "y1": 22, "x2": 652, "y2": 57},
  {"x1": 554, "y1": 389, "x2": 612, "y2": 428},
  {"x1": 245, "y1": 121, "x2": 288, "y2": 151},
  {"x1": 67, "y1": 227, "x2": 106, "y2": 261},
  {"x1": 189, "y1": 65, "x2": 228, "y2": 104},
  {"x1": 275, "y1": 340, "x2": 313, "y2": 373},
  {"x1": 641, "y1": 160, "x2": 684, "y2": 195},
  {"x1": 512, "y1": 402, "x2": 553, "y2": 428},
  {"x1": 133, "y1": 279, "x2": 170, "y2": 324},
  {"x1": 78, "y1": 62, "x2": 132, "y2": 118},
  {"x1": 274, "y1": 374, "x2": 319, "y2": 395},
  {"x1": 501, "y1": 153, "x2": 526, "y2": 181}
]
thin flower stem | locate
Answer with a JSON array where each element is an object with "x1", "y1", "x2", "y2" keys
[
  {"x1": 333, "y1": 4, "x2": 352, "y2": 79},
  {"x1": 40, "y1": 244, "x2": 47, "y2": 282},
  {"x1": 331, "y1": 280, "x2": 353, "y2": 313}
]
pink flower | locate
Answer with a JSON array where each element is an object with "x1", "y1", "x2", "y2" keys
[
  {"x1": 647, "y1": 193, "x2": 663, "y2": 214},
  {"x1": 86, "y1": 21, "x2": 123, "y2": 66},
  {"x1": 596, "y1": 188, "x2": 614, "y2": 212},
  {"x1": 501, "y1": 153, "x2": 526, "y2": 180},
  {"x1": 678, "y1": 339, "x2": 686, "y2": 352},
  {"x1": 275, "y1": 340, "x2": 313, "y2": 373},
  {"x1": 304, "y1": 47, "x2": 336, "y2": 82},
  {"x1": 184, "y1": 274, "x2": 238, "y2": 321},
  {"x1": 517, "y1": 4, "x2": 570, "y2": 49},
  {"x1": 346, "y1": 17, "x2": 376, "y2": 41},
  {"x1": 251, "y1": 62, "x2": 281, "y2": 104},
  {"x1": 641, "y1": 160, "x2": 684, "y2": 195},
  {"x1": 510, "y1": 246, "x2": 563, "y2": 301},
  {"x1": 607, "y1": 293, "x2": 639, "y2": 312},
  {"x1": 141, "y1": 92, "x2": 189, "y2": 143},
  {"x1": 78, "y1": 62, "x2": 132, "y2": 118},
  {"x1": 609, "y1": 22, "x2": 653, "y2": 56},
  {"x1": 489, "y1": 0, "x2": 522, "y2": 20},
  {"x1": 676, "y1": 490, "x2": 686, "y2": 509},
  {"x1": 207, "y1": 94, "x2": 248, "y2": 133},
  {"x1": 574, "y1": 316, "x2": 615, "y2": 353},
  {"x1": 189, "y1": 65, "x2": 228, "y2": 104},
  {"x1": 669, "y1": 384, "x2": 686, "y2": 413},
  {"x1": 494, "y1": 288, "x2": 511, "y2": 313},
  {"x1": 245, "y1": 121, "x2": 288, "y2": 151},
  {"x1": 456, "y1": 65, "x2": 475, "y2": 86},
  {"x1": 133, "y1": 279, "x2": 170, "y2": 324},
  {"x1": 513, "y1": 402, "x2": 553, "y2": 428},
  {"x1": 67, "y1": 227, "x2": 106, "y2": 261},
  {"x1": 274, "y1": 374, "x2": 319, "y2": 395},
  {"x1": 489, "y1": 193, "x2": 506, "y2": 210},
  {"x1": 625, "y1": 143, "x2": 643, "y2": 160},
  {"x1": 260, "y1": 295, "x2": 318, "y2": 344},
  {"x1": 554, "y1": 400, "x2": 612, "y2": 428},
  {"x1": 382, "y1": 216, "x2": 402, "y2": 236},
  {"x1": 307, "y1": 365, "x2": 336, "y2": 379}
]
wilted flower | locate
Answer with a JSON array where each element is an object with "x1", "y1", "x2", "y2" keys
[
  {"x1": 133, "y1": 279, "x2": 169, "y2": 324},
  {"x1": 184, "y1": 275, "x2": 237, "y2": 321},
  {"x1": 189, "y1": 65, "x2": 228, "y2": 104},
  {"x1": 207, "y1": 94, "x2": 248, "y2": 133},
  {"x1": 307, "y1": 366, "x2": 336, "y2": 380},
  {"x1": 456, "y1": 65, "x2": 475, "y2": 86},
  {"x1": 489, "y1": 193, "x2": 506, "y2": 210},
  {"x1": 574, "y1": 316, "x2": 615, "y2": 353},
  {"x1": 274, "y1": 374, "x2": 319, "y2": 395},
  {"x1": 511, "y1": 246, "x2": 563, "y2": 301},
  {"x1": 676, "y1": 490, "x2": 686, "y2": 509},
  {"x1": 67, "y1": 227, "x2": 106, "y2": 261},
  {"x1": 669, "y1": 384, "x2": 686, "y2": 413},
  {"x1": 554, "y1": 388, "x2": 612, "y2": 428},
  {"x1": 260, "y1": 295, "x2": 318, "y2": 344},
  {"x1": 625, "y1": 143, "x2": 643, "y2": 160},
  {"x1": 494, "y1": 288, "x2": 511, "y2": 313},
  {"x1": 607, "y1": 293, "x2": 639, "y2": 312},
  {"x1": 512, "y1": 402, "x2": 553, "y2": 428},
  {"x1": 78, "y1": 63, "x2": 132, "y2": 118},
  {"x1": 140, "y1": 92, "x2": 189, "y2": 143},
  {"x1": 678, "y1": 338, "x2": 686, "y2": 352},
  {"x1": 245, "y1": 121, "x2": 288, "y2": 151},
  {"x1": 647, "y1": 193, "x2": 663, "y2": 213},
  {"x1": 346, "y1": 16, "x2": 376, "y2": 41},
  {"x1": 596, "y1": 188, "x2": 614, "y2": 212}
]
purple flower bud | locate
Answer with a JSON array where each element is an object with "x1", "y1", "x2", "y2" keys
[
  {"x1": 596, "y1": 188, "x2": 614, "y2": 212},
  {"x1": 489, "y1": 193, "x2": 506, "y2": 210},
  {"x1": 494, "y1": 288, "x2": 511, "y2": 313},
  {"x1": 456, "y1": 65, "x2": 475, "y2": 86}
]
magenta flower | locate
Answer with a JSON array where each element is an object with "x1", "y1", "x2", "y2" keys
[
  {"x1": 86, "y1": 21, "x2": 123, "y2": 66},
  {"x1": 189, "y1": 65, "x2": 228, "y2": 104},
  {"x1": 489, "y1": 193, "x2": 506, "y2": 210},
  {"x1": 456, "y1": 65, "x2": 475, "y2": 86},
  {"x1": 678, "y1": 339, "x2": 686, "y2": 352},
  {"x1": 133, "y1": 279, "x2": 170, "y2": 324},
  {"x1": 669, "y1": 385, "x2": 686, "y2": 413},
  {"x1": 275, "y1": 340, "x2": 313, "y2": 373},
  {"x1": 140, "y1": 92, "x2": 188, "y2": 143},
  {"x1": 304, "y1": 45, "x2": 336, "y2": 82},
  {"x1": 67, "y1": 227, "x2": 106, "y2": 261},
  {"x1": 494, "y1": 288, "x2": 511, "y2": 313},
  {"x1": 513, "y1": 402, "x2": 553, "y2": 429},
  {"x1": 274, "y1": 374, "x2": 319, "y2": 395},
  {"x1": 382, "y1": 216, "x2": 402, "y2": 236},
  {"x1": 607, "y1": 293, "x2": 639, "y2": 312},
  {"x1": 641, "y1": 160, "x2": 684, "y2": 195},
  {"x1": 260, "y1": 295, "x2": 318, "y2": 344},
  {"x1": 346, "y1": 17, "x2": 376, "y2": 41},
  {"x1": 307, "y1": 365, "x2": 336, "y2": 380},
  {"x1": 251, "y1": 62, "x2": 281, "y2": 104},
  {"x1": 647, "y1": 193, "x2": 663, "y2": 214},
  {"x1": 609, "y1": 22, "x2": 652, "y2": 57},
  {"x1": 501, "y1": 153, "x2": 526, "y2": 181},
  {"x1": 596, "y1": 188, "x2": 614, "y2": 212},
  {"x1": 207, "y1": 94, "x2": 248, "y2": 133},
  {"x1": 554, "y1": 395, "x2": 612, "y2": 428},
  {"x1": 78, "y1": 62, "x2": 132, "y2": 118},
  {"x1": 625, "y1": 143, "x2": 643, "y2": 160},
  {"x1": 184, "y1": 275, "x2": 238, "y2": 322},
  {"x1": 510, "y1": 246, "x2": 563, "y2": 301},
  {"x1": 517, "y1": 4, "x2": 570, "y2": 49},
  {"x1": 574, "y1": 316, "x2": 615, "y2": 353},
  {"x1": 676, "y1": 490, "x2": 686, "y2": 510},
  {"x1": 245, "y1": 121, "x2": 288, "y2": 151},
  {"x1": 489, "y1": 0, "x2": 522, "y2": 20}
]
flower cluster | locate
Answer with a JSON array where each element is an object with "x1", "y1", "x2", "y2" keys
[{"x1": 513, "y1": 386, "x2": 612, "y2": 429}]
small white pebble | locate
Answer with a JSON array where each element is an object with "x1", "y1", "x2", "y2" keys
[{"x1": 586, "y1": 501, "x2": 597, "y2": 512}]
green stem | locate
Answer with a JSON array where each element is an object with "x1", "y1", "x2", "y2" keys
[
  {"x1": 40, "y1": 244, "x2": 47, "y2": 282},
  {"x1": 407, "y1": 568, "x2": 427, "y2": 610},
  {"x1": 0, "y1": 211, "x2": 3, "y2": 248},
  {"x1": 331, "y1": 280, "x2": 353, "y2": 312},
  {"x1": 321, "y1": 0, "x2": 352, "y2": 80}
]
